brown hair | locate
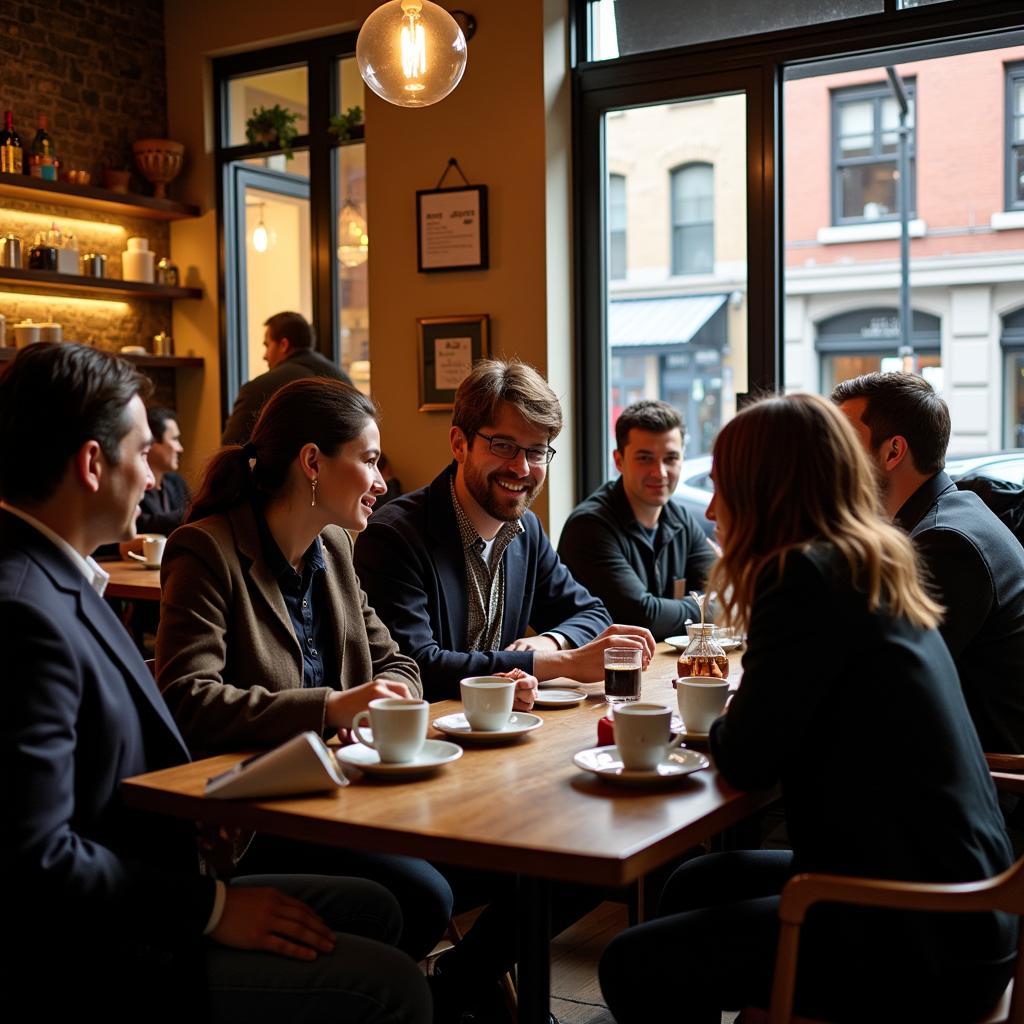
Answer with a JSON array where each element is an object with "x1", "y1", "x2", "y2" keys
[
  {"x1": 831, "y1": 371, "x2": 949, "y2": 476},
  {"x1": 188, "y1": 377, "x2": 378, "y2": 522},
  {"x1": 452, "y1": 359, "x2": 563, "y2": 441},
  {"x1": 708, "y1": 392, "x2": 941, "y2": 633},
  {"x1": 615, "y1": 400, "x2": 684, "y2": 451},
  {"x1": 264, "y1": 310, "x2": 313, "y2": 350}
]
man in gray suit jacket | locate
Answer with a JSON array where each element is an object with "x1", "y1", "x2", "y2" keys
[
  {"x1": 222, "y1": 311, "x2": 353, "y2": 444},
  {"x1": 836, "y1": 371, "x2": 1024, "y2": 757}
]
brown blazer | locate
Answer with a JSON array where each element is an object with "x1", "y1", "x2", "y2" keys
[{"x1": 155, "y1": 503, "x2": 421, "y2": 752}]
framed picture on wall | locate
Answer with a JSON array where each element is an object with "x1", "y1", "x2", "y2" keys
[
  {"x1": 416, "y1": 185, "x2": 489, "y2": 272},
  {"x1": 417, "y1": 314, "x2": 490, "y2": 411}
]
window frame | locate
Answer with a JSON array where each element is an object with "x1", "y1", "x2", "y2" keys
[
  {"x1": 1007, "y1": 62, "x2": 1024, "y2": 211},
  {"x1": 831, "y1": 79, "x2": 917, "y2": 225},
  {"x1": 669, "y1": 161, "x2": 715, "y2": 275},
  {"x1": 212, "y1": 31, "x2": 360, "y2": 422}
]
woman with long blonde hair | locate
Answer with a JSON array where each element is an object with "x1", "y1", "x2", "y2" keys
[{"x1": 600, "y1": 393, "x2": 1016, "y2": 1022}]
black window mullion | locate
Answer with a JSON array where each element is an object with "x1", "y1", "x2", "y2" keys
[{"x1": 308, "y1": 54, "x2": 334, "y2": 363}]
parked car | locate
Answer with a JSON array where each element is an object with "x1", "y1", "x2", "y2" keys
[
  {"x1": 672, "y1": 453, "x2": 716, "y2": 538},
  {"x1": 945, "y1": 451, "x2": 1024, "y2": 485}
]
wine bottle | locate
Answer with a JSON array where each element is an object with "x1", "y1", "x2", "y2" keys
[
  {"x1": 0, "y1": 110, "x2": 24, "y2": 174},
  {"x1": 30, "y1": 115, "x2": 56, "y2": 181}
]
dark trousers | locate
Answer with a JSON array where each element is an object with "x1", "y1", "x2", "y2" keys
[
  {"x1": 599, "y1": 851, "x2": 1015, "y2": 1024},
  {"x1": 239, "y1": 835, "x2": 454, "y2": 962}
]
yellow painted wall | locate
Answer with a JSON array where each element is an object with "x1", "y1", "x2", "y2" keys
[{"x1": 164, "y1": 1, "x2": 569, "y2": 530}]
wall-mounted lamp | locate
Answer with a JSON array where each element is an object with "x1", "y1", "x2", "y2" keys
[
  {"x1": 356, "y1": 1, "x2": 472, "y2": 108},
  {"x1": 337, "y1": 200, "x2": 369, "y2": 268}
]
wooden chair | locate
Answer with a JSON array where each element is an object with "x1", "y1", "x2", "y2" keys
[{"x1": 754, "y1": 761, "x2": 1024, "y2": 1024}]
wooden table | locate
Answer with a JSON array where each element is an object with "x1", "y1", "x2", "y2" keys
[
  {"x1": 122, "y1": 643, "x2": 768, "y2": 1022},
  {"x1": 103, "y1": 559, "x2": 162, "y2": 601}
]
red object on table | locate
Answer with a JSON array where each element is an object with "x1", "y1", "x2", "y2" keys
[{"x1": 597, "y1": 712, "x2": 615, "y2": 747}]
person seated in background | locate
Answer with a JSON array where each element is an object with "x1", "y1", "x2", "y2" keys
[
  {"x1": 0, "y1": 343, "x2": 429, "y2": 1024},
  {"x1": 354, "y1": 358, "x2": 654, "y2": 700},
  {"x1": 558, "y1": 400, "x2": 716, "y2": 640},
  {"x1": 599, "y1": 393, "x2": 1017, "y2": 1024},
  {"x1": 137, "y1": 405, "x2": 190, "y2": 536},
  {"x1": 156, "y1": 377, "x2": 452, "y2": 967},
  {"x1": 221, "y1": 310, "x2": 353, "y2": 445},
  {"x1": 834, "y1": 371, "x2": 1024, "y2": 757}
]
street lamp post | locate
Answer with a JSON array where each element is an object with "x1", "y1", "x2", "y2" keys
[{"x1": 886, "y1": 66, "x2": 914, "y2": 373}]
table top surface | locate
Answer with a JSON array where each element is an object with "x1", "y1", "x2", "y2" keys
[
  {"x1": 122, "y1": 642, "x2": 772, "y2": 886},
  {"x1": 103, "y1": 559, "x2": 162, "y2": 600}
]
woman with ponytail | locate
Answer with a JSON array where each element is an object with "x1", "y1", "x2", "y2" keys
[{"x1": 156, "y1": 376, "x2": 452, "y2": 962}]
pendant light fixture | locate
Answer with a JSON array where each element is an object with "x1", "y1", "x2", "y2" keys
[
  {"x1": 356, "y1": 1, "x2": 470, "y2": 108},
  {"x1": 337, "y1": 199, "x2": 369, "y2": 268},
  {"x1": 251, "y1": 203, "x2": 269, "y2": 254}
]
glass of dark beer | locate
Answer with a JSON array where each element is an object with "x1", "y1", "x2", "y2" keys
[{"x1": 604, "y1": 647, "x2": 642, "y2": 705}]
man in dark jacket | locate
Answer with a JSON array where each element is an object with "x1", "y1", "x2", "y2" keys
[
  {"x1": 835, "y1": 371, "x2": 1024, "y2": 756},
  {"x1": 558, "y1": 400, "x2": 717, "y2": 639},
  {"x1": 138, "y1": 405, "x2": 190, "y2": 535},
  {"x1": 222, "y1": 311, "x2": 353, "y2": 444}
]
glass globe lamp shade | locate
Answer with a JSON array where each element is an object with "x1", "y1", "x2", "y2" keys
[
  {"x1": 251, "y1": 221, "x2": 269, "y2": 254},
  {"x1": 357, "y1": 0, "x2": 468, "y2": 108}
]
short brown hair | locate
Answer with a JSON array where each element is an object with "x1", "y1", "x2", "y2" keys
[
  {"x1": 831, "y1": 372, "x2": 949, "y2": 476},
  {"x1": 615, "y1": 400, "x2": 684, "y2": 451},
  {"x1": 452, "y1": 359, "x2": 563, "y2": 441},
  {"x1": 264, "y1": 311, "x2": 313, "y2": 350}
]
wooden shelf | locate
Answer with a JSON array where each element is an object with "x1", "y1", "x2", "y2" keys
[
  {"x1": 0, "y1": 347, "x2": 203, "y2": 368},
  {"x1": 0, "y1": 172, "x2": 200, "y2": 221},
  {"x1": 0, "y1": 267, "x2": 201, "y2": 301}
]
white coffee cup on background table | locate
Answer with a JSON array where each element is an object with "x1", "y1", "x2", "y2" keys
[
  {"x1": 460, "y1": 676, "x2": 516, "y2": 731},
  {"x1": 142, "y1": 534, "x2": 166, "y2": 566},
  {"x1": 613, "y1": 702, "x2": 684, "y2": 771},
  {"x1": 677, "y1": 679, "x2": 730, "y2": 735},
  {"x1": 353, "y1": 697, "x2": 429, "y2": 763}
]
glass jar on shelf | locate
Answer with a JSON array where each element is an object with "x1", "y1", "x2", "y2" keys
[{"x1": 676, "y1": 625, "x2": 729, "y2": 679}]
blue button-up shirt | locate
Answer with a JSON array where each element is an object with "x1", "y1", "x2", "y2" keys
[{"x1": 254, "y1": 504, "x2": 337, "y2": 689}]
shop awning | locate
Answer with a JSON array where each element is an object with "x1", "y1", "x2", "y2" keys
[{"x1": 609, "y1": 293, "x2": 727, "y2": 349}]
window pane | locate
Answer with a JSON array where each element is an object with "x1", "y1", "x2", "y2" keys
[
  {"x1": 241, "y1": 151, "x2": 311, "y2": 178},
  {"x1": 336, "y1": 141, "x2": 370, "y2": 394},
  {"x1": 227, "y1": 66, "x2": 309, "y2": 147},
  {"x1": 588, "y1": 0, "x2": 882, "y2": 61},
  {"x1": 608, "y1": 174, "x2": 627, "y2": 281},
  {"x1": 840, "y1": 161, "x2": 898, "y2": 219},
  {"x1": 840, "y1": 100, "x2": 874, "y2": 138},
  {"x1": 1015, "y1": 148, "x2": 1024, "y2": 204},
  {"x1": 1016, "y1": 82, "x2": 1024, "y2": 117},
  {"x1": 336, "y1": 55, "x2": 366, "y2": 117},
  {"x1": 604, "y1": 95, "x2": 745, "y2": 471}
]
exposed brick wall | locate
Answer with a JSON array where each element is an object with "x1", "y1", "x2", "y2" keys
[{"x1": 0, "y1": 0, "x2": 168, "y2": 191}]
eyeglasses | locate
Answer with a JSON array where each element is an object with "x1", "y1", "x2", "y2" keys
[{"x1": 475, "y1": 431, "x2": 557, "y2": 466}]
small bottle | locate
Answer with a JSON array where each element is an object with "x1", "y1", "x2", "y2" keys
[
  {"x1": 0, "y1": 110, "x2": 24, "y2": 174},
  {"x1": 30, "y1": 115, "x2": 57, "y2": 181}
]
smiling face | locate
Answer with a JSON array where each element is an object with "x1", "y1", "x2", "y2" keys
[
  {"x1": 453, "y1": 403, "x2": 548, "y2": 529},
  {"x1": 315, "y1": 419, "x2": 386, "y2": 532},
  {"x1": 614, "y1": 426, "x2": 683, "y2": 524}
]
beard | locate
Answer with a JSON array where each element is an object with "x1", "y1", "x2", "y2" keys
[{"x1": 463, "y1": 460, "x2": 539, "y2": 522}]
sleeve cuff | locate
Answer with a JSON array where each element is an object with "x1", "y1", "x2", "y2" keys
[
  {"x1": 204, "y1": 879, "x2": 227, "y2": 935},
  {"x1": 542, "y1": 631, "x2": 573, "y2": 650}
]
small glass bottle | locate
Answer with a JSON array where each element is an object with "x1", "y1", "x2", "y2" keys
[
  {"x1": 0, "y1": 110, "x2": 24, "y2": 174},
  {"x1": 677, "y1": 625, "x2": 729, "y2": 679}
]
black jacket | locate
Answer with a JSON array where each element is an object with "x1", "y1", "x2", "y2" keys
[
  {"x1": 221, "y1": 349, "x2": 353, "y2": 445},
  {"x1": 896, "y1": 472, "x2": 1024, "y2": 754},
  {"x1": 711, "y1": 544, "x2": 1016, "y2": 972},
  {"x1": 138, "y1": 471, "x2": 191, "y2": 536},
  {"x1": 0, "y1": 510, "x2": 212, "y2": 1014},
  {"x1": 557, "y1": 477, "x2": 715, "y2": 639},
  {"x1": 353, "y1": 464, "x2": 611, "y2": 699}
]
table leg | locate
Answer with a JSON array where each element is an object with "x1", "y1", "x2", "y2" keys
[{"x1": 516, "y1": 875, "x2": 551, "y2": 1024}]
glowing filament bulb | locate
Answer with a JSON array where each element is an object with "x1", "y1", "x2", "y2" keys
[
  {"x1": 400, "y1": 7, "x2": 427, "y2": 90},
  {"x1": 252, "y1": 221, "x2": 268, "y2": 253}
]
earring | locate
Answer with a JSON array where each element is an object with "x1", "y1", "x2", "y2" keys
[{"x1": 310, "y1": 477, "x2": 318, "y2": 507}]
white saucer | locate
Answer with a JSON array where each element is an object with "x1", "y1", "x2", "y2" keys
[
  {"x1": 533, "y1": 687, "x2": 588, "y2": 708},
  {"x1": 335, "y1": 739, "x2": 463, "y2": 777},
  {"x1": 127, "y1": 552, "x2": 161, "y2": 569},
  {"x1": 573, "y1": 744, "x2": 709, "y2": 786},
  {"x1": 432, "y1": 712, "x2": 543, "y2": 744},
  {"x1": 665, "y1": 634, "x2": 742, "y2": 653}
]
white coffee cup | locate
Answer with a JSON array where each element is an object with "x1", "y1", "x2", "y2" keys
[
  {"x1": 613, "y1": 702, "x2": 684, "y2": 771},
  {"x1": 460, "y1": 677, "x2": 516, "y2": 731},
  {"x1": 142, "y1": 534, "x2": 166, "y2": 566},
  {"x1": 677, "y1": 679, "x2": 730, "y2": 735},
  {"x1": 685, "y1": 622, "x2": 717, "y2": 642},
  {"x1": 352, "y1": 698, "x2": 429, "y2": 763}
]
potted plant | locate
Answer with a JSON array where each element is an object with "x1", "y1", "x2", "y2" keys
[
  {"x1": 245, "y1": 105, "x2": 300, "y2": 160},
  {"x1": 329, "y1": 106, "x2": 365, "y2": 143}
]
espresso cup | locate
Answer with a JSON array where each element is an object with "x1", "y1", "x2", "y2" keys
[
  {"x1": 460, "y1": 677, "x2": 516, "y2": 731},
  {"x1": 676, "y1": 678, "x2": 730, "y2": 735},
  {"x1": 352, "y1": 698, "x2": 429, "y2": 763},
  {"x1": 142, "y1": 534, "x2": 166, "y2": 566},
  {"x1": 613, "y1": 702, "x2": 684, "y2": 771}
]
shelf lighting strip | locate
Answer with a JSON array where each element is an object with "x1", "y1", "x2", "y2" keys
[
  {"x1": 0, "y1": 291, "x2": 129, "y2": 313},
  {"x1": 0, "y1": 209, "x2": 127, "y2": 237}
]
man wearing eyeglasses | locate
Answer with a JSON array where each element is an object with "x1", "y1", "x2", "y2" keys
[{"x1": 353, "y1": 358, "x2": 654, "y2": 702}]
